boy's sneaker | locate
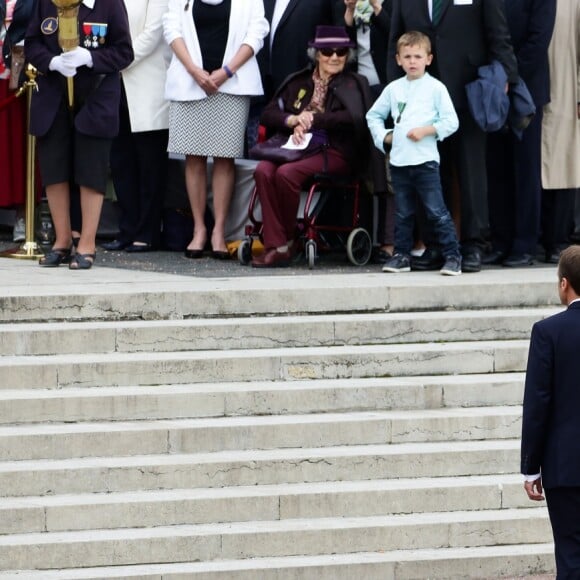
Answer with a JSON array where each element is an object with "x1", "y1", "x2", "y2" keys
[
  {"x1": 382, "y1": 253, "x2": 411, "y2": 273},
  {"x1": 440, "y1": 255, "x2": 462, "y2": 276}
]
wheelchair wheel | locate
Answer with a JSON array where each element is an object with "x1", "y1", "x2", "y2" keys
[
  {"x1": 305, "y1": 240, "x2": 316, "y2": 269},
  {"x1": 237, "y1": 239, "x2": 252, "y2": 265},
  {"x1": 346, "y1": 228, "x2": 372, "y2": 266}
]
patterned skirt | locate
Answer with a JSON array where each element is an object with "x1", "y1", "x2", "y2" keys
[{"x1": 168, "y1": 92, "x2": 250, "y2": 158}]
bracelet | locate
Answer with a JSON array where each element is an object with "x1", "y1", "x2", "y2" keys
[{"x1": 223, "y1": 65, "x2": 234, "y2": 79}]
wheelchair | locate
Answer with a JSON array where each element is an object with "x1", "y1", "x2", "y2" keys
[{"x1": 237, "y1": 173, "x2": 373, "y2": 269}]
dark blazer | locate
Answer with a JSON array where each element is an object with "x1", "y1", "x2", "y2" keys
[
  {"x1": 387, "y1": 0, "x2": 518, "y2": 110},
  {"x1": 258, "y1": 0, "x2": 334, "y2": 99},
  {"x1": 260, "y1": 66, "x2": 387, "y2": 193},
  {"x1": 521, "y1": 301, "x2": 580, "y2": 488},
  {"x1": 503, "y1": 0, "x2": 556, "y2": 108},
  {"x1": 25, "y1": 0, "x2": 133, "y2": 138},
  {"x1": 332, "y1": 0, "x2": 392, "y2": 87}
]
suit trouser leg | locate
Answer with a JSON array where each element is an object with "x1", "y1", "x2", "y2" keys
[
  {"x1": 486, "y1": 129, "x2": 514, "y2": 254},
  {"x1": 132, "y1": 129, "x2": 169, "y2": 247},
  {"x1": 442, "y1": 110, "x2": 488, "y2": 250},
  {"x1": 512, "y1": 108, "x2": 543, "y2": 255},
  {"x1": 545, "y1": 487, "x2": 580, "y2": 579},
  {"x1": 110, "y1": 88, "x2": 138, "y2": 243}
]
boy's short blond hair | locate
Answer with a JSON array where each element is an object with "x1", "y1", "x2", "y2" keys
[{"x1": 397, "y1": 31, "x2": 432, "y2": 55}]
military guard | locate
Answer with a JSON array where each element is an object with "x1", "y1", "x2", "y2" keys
[{"x1": 25, "y1": 0, "x2": 133, "y2": 269}]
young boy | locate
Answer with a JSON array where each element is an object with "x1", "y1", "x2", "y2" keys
[{"x1": 366, "y1": 30, "x2": 461, "y2": 275}]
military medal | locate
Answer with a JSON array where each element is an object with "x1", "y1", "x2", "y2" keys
[
  {"x1": 82, "y1": 22, "x2": 108, "y2": 48},
  {"x1": 294, "y1": 88, "x2": 307, "y2": 109}
]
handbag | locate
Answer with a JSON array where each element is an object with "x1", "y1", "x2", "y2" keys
[
  {"x1": 8, "y1": 45, "x2": 25, "y2": 90},
  {"x1": 249, "y1": 130, "x2": 327, "y2": 164}
]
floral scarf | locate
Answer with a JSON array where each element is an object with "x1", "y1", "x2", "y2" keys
[{"x1": 306, "y1": 68, "x2": 331, "y2": 113}]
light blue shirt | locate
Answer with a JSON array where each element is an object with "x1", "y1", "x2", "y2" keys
[{"x1": 366, "y1": 72, "x2": 459, "y2": 167}]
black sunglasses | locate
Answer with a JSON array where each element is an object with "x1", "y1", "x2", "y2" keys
[{"x1": 319, "y1": 47, "x2": 349, "y2": 57}]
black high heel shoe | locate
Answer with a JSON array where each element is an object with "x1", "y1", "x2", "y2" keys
[{"x1": 39, "y1": 247, "x2": 72, "y2": 267}]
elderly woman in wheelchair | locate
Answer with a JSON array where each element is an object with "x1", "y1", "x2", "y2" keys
[{"x1": 250, "y1": 25, "x2": 386, "y2": 268}]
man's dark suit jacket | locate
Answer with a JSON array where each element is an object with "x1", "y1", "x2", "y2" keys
[
  {"x1": 503, "y1": 0, "x2": 556, "y2": 108},
  {"x1": 521, "y1": 301, "x2": 580, "y2": 489},
  {"x1": 258, "y1": 0, "x2": 334, "y2": 100},
  {"x1": 387, "y1": 0, "x2": 517, "y2": 110}
]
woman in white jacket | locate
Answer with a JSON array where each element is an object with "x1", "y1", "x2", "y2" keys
[
  {"x1": 105, "y1": 0, "x2": 171, "y2": 253},
  {"x1": 163, "y1": 0, "x2": 268, "y2": 259}
]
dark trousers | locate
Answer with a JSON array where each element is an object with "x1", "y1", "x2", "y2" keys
[
  {"x1": 440, "y1": 109, "x2": 488, "y2": 250},
  {"x1": 390, "y1": 161, "x2": 460, "y2": 258},
  {"x1": 546, "y1": 487, "x2": 580, "y2": 579},
  {"x1": 109, "y1": 87, "x2": 168, "y2": 247},
  {"x1": 541, "y1": 188, "x2": 576, "y2": 254},
  {"x1": 254, "y1": 149, "x2": 350, "y2": 248},
  {"x1": 487, "y1": 109, "x2": 543, "y2": 256}
]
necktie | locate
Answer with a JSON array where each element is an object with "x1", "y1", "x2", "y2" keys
[{"x1": 432, "y1": 0, "x2": 442, "y2": 25}]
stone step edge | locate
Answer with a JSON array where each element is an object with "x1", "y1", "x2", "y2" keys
[
  {"x1": 0, "y1": 507, "x2": 549, "y2": 546},
  {"x1": 0, "y1": 339, "x2": 530, "y2": 365},
  {"x1": 0, "y1": 438, "x2": 521, "y2": 473},
  {"x1": 0, "y1": 372, "x2": 525, "y2": 398},
  {"x1": 0, "y1": 542, "x2": 555, "y2": 579},
  {"x1": 0, "y1": 306, "x2": 558, "y2": 331},
  {"x1": 0, "y1": 406, "x2": 522, "y2": 435},
  {"x1": 0, "y1": 473, "x2": 525, "y2": 510}
]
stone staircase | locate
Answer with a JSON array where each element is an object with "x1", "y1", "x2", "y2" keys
[{"x1": 0, "y1": 267, "x2": 560, "y2": 578}]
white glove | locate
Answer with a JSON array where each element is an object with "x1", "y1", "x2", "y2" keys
[
  {"x1": 48, "y1": 55, "x2": 77, "y2": 78},
  {"x1": 61, "y1": 47, "x2": 93, "y2": 69}
]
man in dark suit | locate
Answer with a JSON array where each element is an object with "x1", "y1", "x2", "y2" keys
[
  {"x1": 388, "y1": 0, "x2": 518, "y2": 272},
  {"x1": 521, "y1": 245, "x2": 580, "y2": 577},
  {"x1": 485, "y1": 0, "x2": 556, "y2": 268}
]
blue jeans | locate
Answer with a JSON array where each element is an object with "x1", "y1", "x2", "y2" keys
[{"x1": 390, "y1": 161, "x2": 460, "y2": 258}]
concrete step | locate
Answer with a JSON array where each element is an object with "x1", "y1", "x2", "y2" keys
[
  {"x1": 0, "y1": 340, "x2": 529, "y2": 389},
  {"x1": 0, "y1": 508, "x2": 551, "y2": 571},
  {"x1": 0, "y1": 543, "x2": 553, "y2": 579},
  {"x1": 0, "y1": 474, "x2": 534, "y2": 535},
  {"x1": 0, "y1": 308, "x2": 556, "y2": 356},
  {"x1": 0, "y1": 269, "x2": 559, "y2": 323},
  {"x1": 0, "y1": 373, "x2": 525, "y2": 425},
  {"x1": 0, "y1": 407, "x2": 521, "y2": 461},
  {"x1": 0, "y1": 439, "x2": 520, "y2": 497}
]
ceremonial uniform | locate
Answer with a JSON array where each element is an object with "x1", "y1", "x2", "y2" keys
[{"x1": 26, "y1": 0, "x2": 133, "y2": 142}]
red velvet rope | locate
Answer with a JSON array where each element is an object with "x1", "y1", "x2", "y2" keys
[{"x1": 0, "y1": 92, "x2": 18, "y2": 111}]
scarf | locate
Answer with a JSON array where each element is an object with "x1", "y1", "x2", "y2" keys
[{"x1": 353, "y1": 0, "x2": 383, "y2": 27}]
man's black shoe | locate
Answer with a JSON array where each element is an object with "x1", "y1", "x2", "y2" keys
[
  {"x1": 411, "y1": 247, "x2": 444, "y2": 271},
  {"x1": 461, "y1": 249, "x2": 482, "y2": 273},
  {"x1": 503, "y1": 253, "x2": 535, "y2": 267},
  {"x1": 482, "y1": 250, "x2": 507, "y2": 265},
  {"x1": 101, "y1": 239, "x2": 131, "y2": 251}
]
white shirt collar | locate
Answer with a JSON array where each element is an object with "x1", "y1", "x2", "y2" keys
[{"x1": 83, "y1": 0, "x2": 95, "y2": 8}]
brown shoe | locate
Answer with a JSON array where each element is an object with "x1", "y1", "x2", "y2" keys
[{"x1": 251, "y1": 248, "x2": 291, "y2": 268}]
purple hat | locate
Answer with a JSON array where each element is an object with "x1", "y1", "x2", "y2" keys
[{"x1": 308, "y1": 25, "x2": 356, "y2": 49}]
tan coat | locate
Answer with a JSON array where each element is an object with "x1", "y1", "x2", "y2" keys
[{"x1": 542, "y1": 0, "x2": 580, "y2": 189}]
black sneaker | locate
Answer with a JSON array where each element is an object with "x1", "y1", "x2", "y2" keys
[
  {"x1": 440, "y1": 255, "x2": 462, "y2": 276},
  {"x1": 382, "y1": 253, "x2": 411, "y2": 273}
]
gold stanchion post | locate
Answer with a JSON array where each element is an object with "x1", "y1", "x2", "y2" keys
[{"x1": 1, "y1": 64, "x2": 43, "y2": 260}]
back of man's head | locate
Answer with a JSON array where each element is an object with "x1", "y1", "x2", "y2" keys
[{"x1": 558, "y1": 246, "x2": 580, "y2": 296}]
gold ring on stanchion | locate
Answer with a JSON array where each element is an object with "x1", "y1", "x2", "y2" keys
[{"x1": 1, "y1": 64, "x2": 44, "y2": 260}]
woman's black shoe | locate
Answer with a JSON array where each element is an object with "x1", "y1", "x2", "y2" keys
[
  {"x1": 125, "y1": 243, "x2": 153, "y2": 253},
  {"x1": 38, "y1": 248, "x2": 71, "y2": 267},
  {"x1": 184, "y1": 248, "x2": 204, "y2": 259}
]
